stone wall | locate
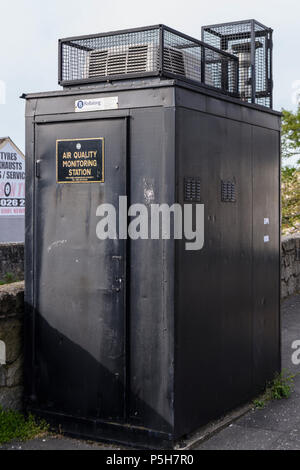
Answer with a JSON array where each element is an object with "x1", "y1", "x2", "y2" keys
[
  {"x1": 281, "y1": 235, "x2": 300, "y2": 299},
  {"x1": 0, "y1": 243, "x2": 24, "y2": 282},
  {"x1": 0, "y1": 281, "x2": 24, "y2": 410}
]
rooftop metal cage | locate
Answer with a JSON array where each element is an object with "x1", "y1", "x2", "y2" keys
[
  {"x1": 59, "y1": 25, "x2": 239, "y2": 97},
  {"x1": 202, "y1": 19, "x2": 273, "y2": 108}
]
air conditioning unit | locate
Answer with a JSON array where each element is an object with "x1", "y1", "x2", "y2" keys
[
  {"x1": 84, "y1": 43, "x2": 213, "y2": 85},
  {"x1": 85, "y1": 44, "x2": 157, "y2": 78}
]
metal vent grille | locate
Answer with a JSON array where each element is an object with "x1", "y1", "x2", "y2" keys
[
  {"x1": 221, "y1": 180, "x2": 236, "y2": 202},
  {"x1": 202, "y1": 20, "x2": 273, "y2": 108},
  {"x1": 107, "y1": 52, "x2": 127, "y2": 75},
  {"x1": 164, "y1": 47, "x2": 185, "y2": 77},
  {"x1": 88, "y1": 44, "x2": 156, "y2": 77},
  {"x1": 184, "y1": 178, "x2": 201, "y2": 202},
  {"x1": 87, "y1": 44, "x2": 187, "y2": 79},
  {"x1": 127, "y1": 45, "x2": 149, "y2": 72},
  {"x1": 88, "y1": 50, "x2": 108, "y2": 77},
  {"x1": 59, "y1": 25, "x2": 239, "y2": 97}
]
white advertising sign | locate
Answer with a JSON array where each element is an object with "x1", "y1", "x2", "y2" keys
[{"x1": 0, "y1": 140, "x2": 25, "y2": 217}]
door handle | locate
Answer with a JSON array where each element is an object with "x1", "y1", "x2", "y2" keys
[{"x1": 36, "y1": 160, "x2": 42, "y2": 178}]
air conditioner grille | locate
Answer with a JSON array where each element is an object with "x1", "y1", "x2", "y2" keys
[
  {"x1": 88, "y1": 44, "x2": 155, "y2": 78},
  {"x1": 127, "y1": 45, "x2": 149, "y2": 73},
  {"x1": 164, "y1": 48, "x2": 185, "y2": 76},
  {"x1": 107, "y1": 53, "x2": 127, "y2": 75},
  {"x1": 87, "y1": 44, "x2": 188, "y2": 79},
  {"x1": 88, "y1": 50, "x2": 108, "y2": 77}
]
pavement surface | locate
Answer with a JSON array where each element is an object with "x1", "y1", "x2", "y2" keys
[
  {"x1": 196, "y1": 294, "x2": 300, "y2": 450},
  {"x1": 1, "y1": 294, "x2": 300, "y2": 451}
]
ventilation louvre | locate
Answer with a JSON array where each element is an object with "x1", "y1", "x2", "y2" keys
[
  {"x1": 221, "y1": 180, "x2": 236, "y2": 202},
  {"x1": 87, "y1": 45, "x2": 154, "y2": 78},
  {"x1": 88, "y1": 50, "x2": 108, "y2": 77},
  {"x1": 87, "y1": 44, "x2": 187, "y2": 79},
  {"x1": 184, "y1": 177, "x2": 201, "y2": 202},
  {"x1": 164, "y1": 47, "x2": 185, "y2": 76},
  {"x1": 127, "y1": 45, "x2": 149, "y2": 73}
]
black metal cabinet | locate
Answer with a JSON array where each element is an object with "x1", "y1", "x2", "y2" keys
[{"x1": 24, "y1": 78, "x2": 281, "y2": 448}]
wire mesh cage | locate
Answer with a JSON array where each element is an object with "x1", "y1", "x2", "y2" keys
[
  {"x1": 59, "y1": 25, "x2": 239, "y2": 97},
  {"x1": 202, "y1": 20, "x2": 273, "y2": 108}
]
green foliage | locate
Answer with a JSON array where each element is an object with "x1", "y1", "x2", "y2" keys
[
  {"x1": 281, "y1": 166, "x2": 300, "y2": 235},
  {"x1": 0, "y1": 273, "x2": 19, "y2": 286},
  {"x1": 252, "y1": 399, "x2": 265, "y2": 409},
  {"x1": 269, "y1": 372, "x2": 294, "y2": 400},
  {"x1": 0, "y1": 406, "x2": 48, "y2": 444},
  {"x1": 282, "y1": 107, "x2": 300, "y2": 163},
  {"x1": 253, "y1": 371, "x2": 296, "y2": 409},
  {"x1": 281, "y1": 108, "x2": 300, "y2": 234}
]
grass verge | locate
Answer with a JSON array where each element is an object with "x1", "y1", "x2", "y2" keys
[{"x1": 0, "y1": 406, "x2": 48, "y2": 444}]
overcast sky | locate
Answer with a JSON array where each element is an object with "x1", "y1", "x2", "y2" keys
[{"x1": 0, "y1": 0, "x2": 299, "y2": 151}]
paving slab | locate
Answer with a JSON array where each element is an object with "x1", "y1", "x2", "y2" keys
[
  {"x1": 195, "y1": 423, "x2": 283, "y2": 450},
  {"x1": 0, "y1": 435, "x2": 126, "y2": 450}
]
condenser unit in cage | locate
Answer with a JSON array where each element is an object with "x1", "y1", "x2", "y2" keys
[
  {"x1": 202, "y1": 19, "x2": 273, "y2": 108},
  {"x1": 59, "y1": 25, "x2": 238, "y2": 97}
]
